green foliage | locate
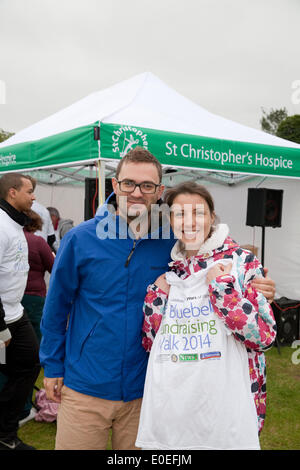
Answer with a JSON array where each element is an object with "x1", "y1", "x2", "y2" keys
[
  {"x1": 0, "y1": 128, "x2": 14, "y2": 143},
  {"x1": 260, "y1": 107, "x2": 300, "y2": 144},
  {"x1": 260, "y1": 107, "x2": 288, "y2": 135},
  {"x1": 276, "y1": 114, "x2": 300, "y2": 144}
]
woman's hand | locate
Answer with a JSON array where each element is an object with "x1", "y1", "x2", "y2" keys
[
  {"x1": 154, "y1": 273, "x2": 170, "y2": 295},
  {"x1": 206, "y1": 263, "x2": 233, "y2": 285},
  {"x1": 250, "y1": 267, "x2": 276, "y2": 303}
]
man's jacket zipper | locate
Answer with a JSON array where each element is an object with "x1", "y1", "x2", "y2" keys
[{"x1": 125, "y1": 240, "x2": 137, "y2": 267}]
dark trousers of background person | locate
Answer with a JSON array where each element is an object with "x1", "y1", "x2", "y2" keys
[
  {"x1": 21, "y1": 295, "x2": 45, "y2": 344},
  {"x1": 18, "y1": 294, "x2": 45, "y2": 419},
  {"x1": 0, "y1": 311, "x2": 40, "y2": 438}
]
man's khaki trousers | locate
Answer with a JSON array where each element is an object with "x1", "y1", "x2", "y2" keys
[{"x1": 55, "y1": 385, "x2": 142, "y2": 450}]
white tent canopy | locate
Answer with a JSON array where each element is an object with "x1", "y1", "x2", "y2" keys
[{"x1": 2, "y1": 71, "x2": 299, "y2": 148}]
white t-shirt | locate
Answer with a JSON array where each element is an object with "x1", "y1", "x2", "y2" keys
[
  {"x1": 136, "y1": 259, "x2": 260, "y2": 450},
  {"x1": 0, "y1": 209, "x2": 29, "y2": 323},
  {"x1": 32, "y1": 201, "x2": 55, "y2": 241}
]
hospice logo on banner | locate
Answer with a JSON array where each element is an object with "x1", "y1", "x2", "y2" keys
[
  {"x1": 101, "y1": 122, "x2": 300, "y2": 179},
  {"x1": 111, "y1": 125, "x2": 149, "y2": 157}
]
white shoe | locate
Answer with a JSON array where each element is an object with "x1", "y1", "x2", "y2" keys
[{"x1": 18, "y1": 407, "x2": 37, "y2": 427}]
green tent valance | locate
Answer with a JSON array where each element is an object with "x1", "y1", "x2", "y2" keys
[
  {"x1": 0, "y1": 123, "x2": 99, "y2": 173},
  {"x1": 100, "y1": 122, "x2": 300, "y2": 179}
]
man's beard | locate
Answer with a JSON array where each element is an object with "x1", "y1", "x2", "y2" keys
[
  {"x1": 118, "y1": 196, "x2": 148, "y2": 219},
  {"x1": 126, "y1": 205, "x2": 150, "y2": 238},
  {"x1": 127, "y1": 204, "x2": 148, "y2": 220}
]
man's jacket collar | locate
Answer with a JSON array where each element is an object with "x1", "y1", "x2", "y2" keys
[{"x1": 0, "y1": 198, "x2": 31, "y2": 226}]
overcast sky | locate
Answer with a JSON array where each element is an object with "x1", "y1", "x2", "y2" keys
[{"x1": 0, "y1": 0, "x2": 299, "y2": 134}]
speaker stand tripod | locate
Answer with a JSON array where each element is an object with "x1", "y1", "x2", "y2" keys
[
  {"x1": 261, "y1": 226, "x2": 265, "y2": 266},
  {"x1": 261, "y1": 226, "x2": 281, "y2": 354}
]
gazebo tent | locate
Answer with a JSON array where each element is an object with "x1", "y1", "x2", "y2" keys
[
  {"x1": 1, "y1": 72, "x2": 300, "y2": 301},
  {"x1": 1, "y1": 71, "x2": 300, "y2": 185}
]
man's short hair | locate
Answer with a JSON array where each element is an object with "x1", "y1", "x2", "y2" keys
[
  {"x1": 47, "y1": 207, "x2": 60, "y2": 219},
  {"x1": 0, "y1": 173, "x2": 35, "y2": 199},
  {"x1": 115, "y1": 147, "x2": 162, "y2": 182},
  {"x1": 27, "y1": 175, "x2": 37, "y2": 191}
]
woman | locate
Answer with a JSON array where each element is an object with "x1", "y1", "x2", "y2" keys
[
  {"x1": 22, "y1": 209, "x2": 54, "y2": 343},
  {"x1": 136, "y1": 182, "x2": 276, "y2": 450}
]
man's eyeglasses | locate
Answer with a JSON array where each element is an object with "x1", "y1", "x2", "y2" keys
[{"x1": 117, "y1": 179, "x2": 161, "y2": 194}]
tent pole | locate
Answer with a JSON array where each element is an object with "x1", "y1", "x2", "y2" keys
[
  {"x1": 98, "y1": 160, "x2": 105, "y2": 206},
  {"x1": 97, "y1": 120, "x2": 105, "y2": 206}
]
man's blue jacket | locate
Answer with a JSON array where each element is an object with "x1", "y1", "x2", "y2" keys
[{"x1": 40, "y1": 196, "x2": 175, "y2": 401}]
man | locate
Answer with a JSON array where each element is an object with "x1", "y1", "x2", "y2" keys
[
  {"x1": 47, "y1": 207, "x2": 74, "y2": 252},
  {"x1": 40, "y1": 148, "x2": 275, "y2": 450},
  {"x1": 0, "y1": 173, "x2": 40, "y2": 450},
  {"x1": 24, "y1": 176, "x2": 56, "y2": 248}
]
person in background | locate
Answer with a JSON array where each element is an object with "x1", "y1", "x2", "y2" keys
[
  {"x1": 27, "y1": 177, "x2": 56, "y2": 251},
  {"x1": 32, "y1": 201, "x2": 56, "y2": 250},
  {"x1": 136, "y1": 182, "x2": 277, "y2": 450},
  {"x1": 22, "y1": 209, "x2": 55, "y2": 343},
  {"x1": 0, "y1": 297, "x2": 10, "y2": 346},
  {"x1": 0, "y1": 172, "x2": 40, "y2": 451},
  {"x1": 47, "y1": 207, "x2": 74, "y2": 252},
  {"x1": 17, "y1": 209, "x2": 55, "y2": 426}
]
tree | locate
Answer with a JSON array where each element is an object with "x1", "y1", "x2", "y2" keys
[
  {"x1": 260, "y1": 107, "x2": 288, "y2": 135},
  {"x1": 0, "y1": 128, "x2": 14, "y2": 143},
  {"x1": 276, "y1": 115, "x2": 300, "y2": 144}
]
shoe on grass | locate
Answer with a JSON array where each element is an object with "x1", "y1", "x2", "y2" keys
[
  {"x1": 0, "y1": 436, "x2": 36, "y2": 450},
  {"x1": 18, "y1": 407, "x2": 37, "y2": 427}
]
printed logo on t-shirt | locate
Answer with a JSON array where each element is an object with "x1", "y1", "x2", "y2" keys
[
  {"x1": 158, "y1": 295, "x2": 219, "y2": 360},
  {"x1": 14, "y1": 240, "x2": 28, "y2": 272}
]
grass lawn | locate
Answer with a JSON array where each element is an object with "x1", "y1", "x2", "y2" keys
[
  {"x1": 259, "y1": 344, "x2": 300, "y2": 450},
  {"x1": 18, "y1": 345, "x2": 300, "y2": 450}
]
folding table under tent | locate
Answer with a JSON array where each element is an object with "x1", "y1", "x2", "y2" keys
[{"x1": 1, "y1": 71, "x2": 300, "y2": 201}]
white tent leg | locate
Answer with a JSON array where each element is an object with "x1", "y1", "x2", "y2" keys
[{"x1": 98, "y1": 160, "x2": 106, "y2": 205}]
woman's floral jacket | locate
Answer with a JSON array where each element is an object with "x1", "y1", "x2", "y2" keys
[{"x1": 142, "y1": 236, "x2": 277, "y2": 434}]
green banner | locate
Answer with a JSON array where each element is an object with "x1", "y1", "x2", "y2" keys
[
  {"x1": 100, "y1": 122, "x2": 300, "y2": 178},
  {"x1": 0, "y1": 124, "x2": 99, "y2": 173},
  {"x1": 1, "y1": 120, "x2": 300, "y2": 178}
]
